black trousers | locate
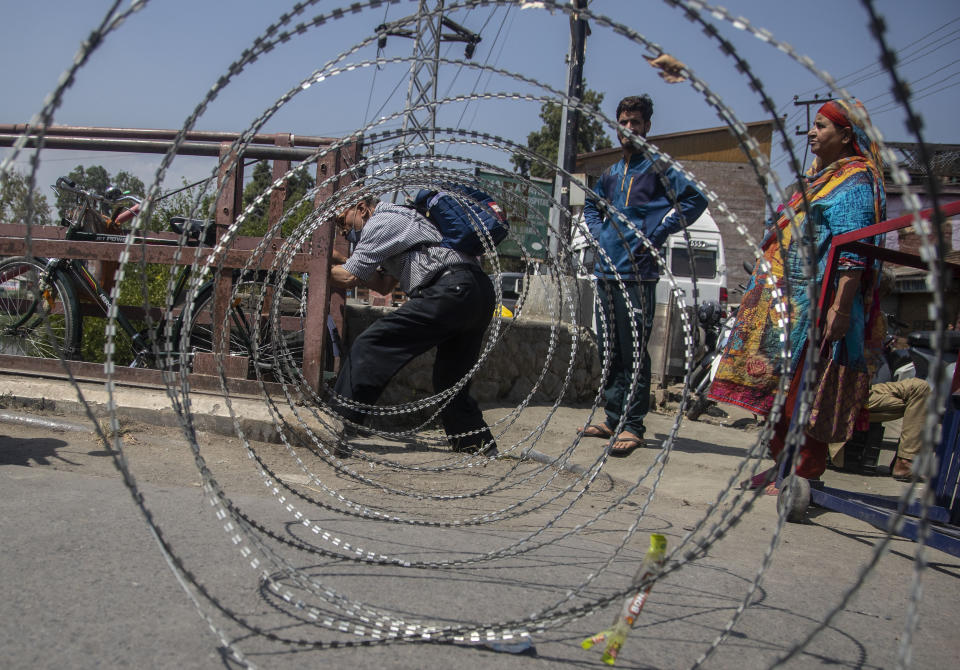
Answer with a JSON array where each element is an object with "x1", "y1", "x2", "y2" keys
[{"x1": 333, "y1": 265, "x2": 495, "y2": 447}]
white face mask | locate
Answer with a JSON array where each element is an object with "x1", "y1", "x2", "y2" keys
[{"x1": 345, "y1": 228, "x2": 361, "y2": 245}]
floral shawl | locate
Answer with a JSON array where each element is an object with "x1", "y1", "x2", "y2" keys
[{"x1": 708, "y1": 100, "x2": 886, "y2": 415}]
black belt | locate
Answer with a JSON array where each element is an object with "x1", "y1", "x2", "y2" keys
[{"x1": 410, "y1": 263, "x2": 479, "y2": 297}]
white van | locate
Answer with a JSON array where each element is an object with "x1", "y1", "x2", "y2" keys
[{"x1": 654, "y1": 209, "x2": 728, "y2": 311}]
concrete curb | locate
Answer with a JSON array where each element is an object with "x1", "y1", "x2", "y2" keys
[
  {"x1": 0, "y1": 377, "x2": 310, "y2": 445},
  {"x1": 0, "y1": 375, "x2": 611, "y2": 484}
]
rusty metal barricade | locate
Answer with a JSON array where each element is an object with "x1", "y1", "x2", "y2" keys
[{"x1": 0, "y1": 124, "x2": 356, "y2": 395}]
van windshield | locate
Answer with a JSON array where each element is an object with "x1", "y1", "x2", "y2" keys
[{"x1": 671, "y1": 247, "x2": 717, "y2": 279}]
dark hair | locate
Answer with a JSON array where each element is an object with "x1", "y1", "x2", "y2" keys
[{"x1": 616, "y1": 95, "x2": 653, "y2": 123}]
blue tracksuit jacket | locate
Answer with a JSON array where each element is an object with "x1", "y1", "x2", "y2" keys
[{"x1": 584, "y1": 154, "x2": 708, "y2": 281}]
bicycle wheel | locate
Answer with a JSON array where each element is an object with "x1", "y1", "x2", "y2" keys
[
  {"x1": 0, "y1": 256, "x2": 80, "y2": 359},
  {"x1": 179, "y1": 276, "x2": 306, "y2": 381}
]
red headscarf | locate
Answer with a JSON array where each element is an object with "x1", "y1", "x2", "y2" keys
[
  {"x1": 817, "y1": 100, "x2": 861, "y2": 156},
  {"x1": 812, "y1": 99, "x2": 883, "y2": 179}
]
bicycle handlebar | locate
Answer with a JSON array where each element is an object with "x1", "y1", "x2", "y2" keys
[
  {"x1": 53, "y1": 176, "x2": 213, "y2": 241},
  {"x1": 53, "y1": 176, "x2": 143, "y2": 208}
]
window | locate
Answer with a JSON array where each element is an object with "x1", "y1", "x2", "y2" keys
[
  {"x1": 896, "y1": 278, "x2": 930, "y2": 293},
  {"x1": 578, "y1": 247, "x2": 597, "y2": 273},
  {"x1": 501, "y1": 275, "x2": 523, "y2": 300},
  {"x1": 671, "y1": 247, "x2": 717, "y2": 279}
]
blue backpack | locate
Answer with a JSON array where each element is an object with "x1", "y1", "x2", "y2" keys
[{"x1": 412, "y1": 184, "x2": 509, "y2": 256}]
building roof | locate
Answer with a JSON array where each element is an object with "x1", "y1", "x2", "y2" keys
[
  {"x1": 576, "y1": 119, "x2": 775, "y2": 169},
  {"x1": 885, "y1": 142, "x2": 960, "y2": 181}
]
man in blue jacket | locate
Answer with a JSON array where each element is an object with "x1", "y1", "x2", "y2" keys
[{"x1": 579, "y1": 94, "x2": 708, "y2": 454}]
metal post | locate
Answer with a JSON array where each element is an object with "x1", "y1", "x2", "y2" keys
[
  {"x1": 551, "y1": 0, "x2": 588, "y2": 275},
  {"x1": 302, "y1": 142, "x2": 357, "y2": 388},
  {"x1": 267, "y1": 134, "x2": 292, "y2": 227},
  {"x1": 212, "y1": 143, "x2": 243, "y2": 362},
  {"x1": 329, "y1": 144, "x2": 355, "y2": 359}
]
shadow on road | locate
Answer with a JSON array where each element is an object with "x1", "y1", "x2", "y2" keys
[
  {"x1": 0, "y1": 433, "x2": 77, "y2": 466},
  {"x1": 653, "y1": 432, "x2": 765, "y2": 459}
]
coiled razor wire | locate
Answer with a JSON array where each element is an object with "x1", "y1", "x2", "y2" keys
[{"x1": 1, "y1": 0, "x2": 954, "y2": 667}]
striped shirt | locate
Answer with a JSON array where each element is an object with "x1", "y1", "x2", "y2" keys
[{"x1": 343, "y1": 201, "x2": 478, "y2": 293}]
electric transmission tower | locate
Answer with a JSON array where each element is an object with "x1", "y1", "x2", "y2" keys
[{"x1": 377, "y1": 1, "x2": 481, "y2": 165}]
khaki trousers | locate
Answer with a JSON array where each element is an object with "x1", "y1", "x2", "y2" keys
[
  {"x1": 829, "y1": 377, "x2": 931, "y2": 467},
  {"x1": 866, "y1": 378, "x2": 931, "y2": 460}
]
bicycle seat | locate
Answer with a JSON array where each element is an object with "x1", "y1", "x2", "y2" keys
[{"x1": 170, "y1": 216, "x2": 217, "y2": 246}]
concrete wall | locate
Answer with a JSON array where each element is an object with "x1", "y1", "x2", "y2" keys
[
  {"x1": 340, "y1": 269, "x2": 695, "y2": 430},
  {"x1": 343, "y1": 302, "x2": 603, "y2": 416}
]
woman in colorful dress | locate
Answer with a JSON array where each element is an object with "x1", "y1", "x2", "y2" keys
[{"x1": 708, "y1": 99, "x2": 886, "y2": 491}]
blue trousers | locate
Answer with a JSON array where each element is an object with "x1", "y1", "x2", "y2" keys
[{"x1": 595, "y1": 279, "x2": 656, "y2": 438}]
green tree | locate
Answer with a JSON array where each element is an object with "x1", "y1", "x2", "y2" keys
[
  {"x1": 239, "y1": 160, "x2": 272, "y2": 234},
  {"x1": 0, "y1": 169, "x2": 52, "y2": 226},
  {"x1": 511, "y1": 87, "x2": 613, "y2": 179},
  {"x1": 153, "y1": 176, "x2": 217, "y2": 232},
  {"x1": 239, "y1": 160, "x2": 317, "y2": 238}
]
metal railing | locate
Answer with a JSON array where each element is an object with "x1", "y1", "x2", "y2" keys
[{"x1": 0, "y1": 123, "x2": 356, "y2": 395}]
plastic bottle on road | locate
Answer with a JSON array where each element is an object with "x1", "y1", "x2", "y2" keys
[{"x1": 581, "y1": 533, "x2": 668, "y2": 665}]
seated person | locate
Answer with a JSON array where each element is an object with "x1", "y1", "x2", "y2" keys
[{"x1": 830, "y1": 377, "x2": 930, "y2": 480}]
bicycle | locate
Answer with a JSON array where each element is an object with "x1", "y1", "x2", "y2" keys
[{"x1": 0, "y1": 177, "x2": 307, "y2": 381}]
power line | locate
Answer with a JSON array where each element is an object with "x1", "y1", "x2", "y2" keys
[
  {"x1": 902, "y1": 57, "x2": 960, "y2": 87},
  {"x1": 905, "y1": 69, "x2": 960, "y2": 97},
  {"x1": 449, "y1": 5, "x2": 513, "y2": 139},
  {"x1": 862, "y1": 61, "x2": 960, "y2": 106},
  {"x1": 791, "y1": 15, "x2": 960, "y2": 99},
  {"x1": 438, "y1": 4, "x2": 482, "y2": 101},
  {"x1": 781, "y1": 33, "x2": 960, "y2": 119},
  {"x1": 840, "y1": 28, "x2": 960, "y2": 91},
  {"x1": 362, "y1": 1, "x2": 394, "y2": 127},
  {"x1": 460, "y1": 6, "x2": 516, "y2": 141},
  {"x1": 871, "y1": 79, "x2": 960, "y2": 116}
]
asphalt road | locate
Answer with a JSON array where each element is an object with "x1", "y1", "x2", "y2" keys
[{"x1": 1, "y1": 379, "x2": 959, "y2": 669}]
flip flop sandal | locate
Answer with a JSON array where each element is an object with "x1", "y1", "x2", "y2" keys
[
  {"x1": 580, "y1": 423, "x2": 613, "y2": 439},
  {"x1": 610, "y1": 436, "x2": 643, "y2": 456}
]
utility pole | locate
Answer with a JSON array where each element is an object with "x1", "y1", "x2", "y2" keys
[
  {"x1": 792, "y1": 93, "x2": 832, "y2": 136},
  {"x1": 376, "y1": 1, "x2": 481, "y2": 166},
  {"x1": 550, "y1": 0, "x2": 589, "y2": 274}
]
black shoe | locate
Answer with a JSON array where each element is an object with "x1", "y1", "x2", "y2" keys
[
  {"x1": 333, "y1": 422, "x2": 368, "y2": 459},
  {"x1": 342, "y1": 423, "x2": 372, "y2": 439},
  {"x1": 450, "y1": 434, "x2": 498, "y2": 457}
]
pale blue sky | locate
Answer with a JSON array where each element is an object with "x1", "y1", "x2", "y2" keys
[{"x1": 2, "y1": 0, "x2": 958, "y2": 198}]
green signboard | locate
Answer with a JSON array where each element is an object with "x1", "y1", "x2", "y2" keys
[{"x1": 474, "y1": 169, "x2": 552, "y2": 259}]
